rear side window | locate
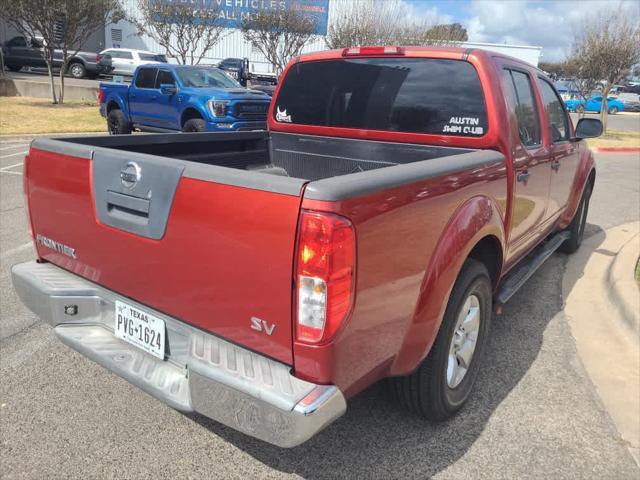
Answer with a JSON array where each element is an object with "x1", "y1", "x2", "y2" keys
[
  {"x1": 109, "y1": 50, "x2": 133, "y2": 59},
  {"x1": 135, "y1": 68, "x2": 157, "y2": 88},
  {"x1": 7, "y1": 36, "x2": 27, "y2": 47},
  {"x1": 274, "y1": 58, "x2": 488, "y2": 137},
  {"x1": 538, "y1": 78, "x2": 570, "y2": 142},
  {"x1": 503, "y1": 69, "x2": 541, "y2": 147},
  {"x1": 139, "y1": 53, "x2": 166, "y2": 62}
]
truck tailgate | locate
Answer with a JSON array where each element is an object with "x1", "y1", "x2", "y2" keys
[{"x1": 25, "y1": 140, "x2": 307, "y2": 364}]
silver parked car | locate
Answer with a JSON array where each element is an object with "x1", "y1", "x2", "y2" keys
[{"x1": 99, "y1": 48, "x2": 167, "y2": 76}]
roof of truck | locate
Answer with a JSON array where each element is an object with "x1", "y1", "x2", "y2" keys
[{"x1": 294, "y1": 45, "x2": 539, "y2": 72}]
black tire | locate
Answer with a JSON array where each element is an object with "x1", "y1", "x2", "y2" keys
[
  {"x1": 559, "y1": 179, "x2": 593, "y2": 254},
  {"x1": 576, "y1": 105, "x2": 585, "y2": 114},
  {"x1": 107, "y1": 109, "x2": 132, "y2": 135},
  {"x1": 68, "y1": 62, "x2": 86, "y2": 79},
  {"x1": 182, "y1": 118, "x2": 206, "y2": 132},
  {"x1": 608, "y1": 106, "x2": 618, "y2": 114},
  {"x1": 390, "y1": 258, "x2": 492, "y2": 421},
  {"x1": 6, "y1": 64, "x2": 22, "y2": 72}
]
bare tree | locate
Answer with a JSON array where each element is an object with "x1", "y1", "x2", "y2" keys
[
  {"x1": 326, "y1": 0, "x2": 467, "y2": 49},
  {"x1": 325, "y1": 0, "x2": 402, "y2": 49},
  {"x1": 0, "y1": 0, "x2": 122, "y2": 104},
  {"x1": 56, "y1": 0, "x2": 124, "y2": 103},
  {"x1": 241, "y1": 10, "x2": 316, "y2": 75},
  {"x1": 133, "y1": 0, "x2": 227, "y2": 65},
  {"x1": 1, "y1": 0, "x2": 63, "y2": 103},
  {"x1": 538, "y1": 61, "x2": 568, "y2": 81},
  {"x1": 572, "y1": 9, "x2": 640, "y2": 131}
]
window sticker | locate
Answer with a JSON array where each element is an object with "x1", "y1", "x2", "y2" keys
[
  {"x1": 276, "y1": 106, "x2": 292, "y2": 123},
  {"x1": 443, "y1": 116, "x2": 484, "y2": 135}
]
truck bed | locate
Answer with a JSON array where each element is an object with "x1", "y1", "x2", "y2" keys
[{"x1": 57, "y1": 131, "x2": 475, "y2": 183}]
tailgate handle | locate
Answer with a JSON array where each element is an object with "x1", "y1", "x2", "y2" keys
[{"x1": 106, "y1": 190, "x2": 150, "y2": 222}]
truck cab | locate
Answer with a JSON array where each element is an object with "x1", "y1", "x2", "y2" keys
[{"x1": 99, "y1": 64, "x2": 272, "y2": 133}]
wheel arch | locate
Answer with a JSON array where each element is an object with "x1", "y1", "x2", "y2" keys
[
  {"x1": 180, "y1": 106, "x2": 205, "y2": 129},
  {"x1": 390, "y1": 195, "x2": 506, "y2": 376},
  {"x1": 66, "y1": 56, "x2": 86, "y2": 68}
]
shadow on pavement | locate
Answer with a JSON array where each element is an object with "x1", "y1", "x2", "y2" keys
[{"x1": 191, "y1": 224, "x2": 604, "y2": 479}]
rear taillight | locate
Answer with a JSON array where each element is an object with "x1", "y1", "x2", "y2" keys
[
  {"x1": 295, "y1": 210, "x2": 356, "y2": 344},
  {"x1": 96, "y1": 54, "x2": 102, "y2": 63},
  {"x1": 342, "y1": 46, "x2": 405, "y2": 56},
  {"x1": 98, "y1": 89, "x2": 104, "y2": 104}
]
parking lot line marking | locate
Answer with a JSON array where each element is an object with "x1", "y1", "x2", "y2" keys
[
  {"x1": 0, "y1": 144, "x2": 28, "y2": 151},
  {"x1": 0, "y1": 162, "x2": 24, "y2": 171},
  {"x1": 0, "y1": 151, "x2": 28, "y2": 159},
  {"x1": 0, "y1": 170, "x2": 22, "y2": 175},
  {"x1": 1, "y1": 241, "x2": 33, "y2": 259}
]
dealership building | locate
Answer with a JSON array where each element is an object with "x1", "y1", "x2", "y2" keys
[{"x1": 1, "y1": 0, "x2": 542, "y2": 73}]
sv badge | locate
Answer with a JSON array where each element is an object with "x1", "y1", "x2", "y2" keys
[{"x1": 251, "y1": 317, "x2": 276, "y2": 336}]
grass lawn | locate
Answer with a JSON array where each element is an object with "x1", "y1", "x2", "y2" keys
[
  {"x1": 587, "y1": 129, "x2": 640, "y2": 149},
  {"x1": 0, "y1": 96, "x2": 106, "y2": 135}
]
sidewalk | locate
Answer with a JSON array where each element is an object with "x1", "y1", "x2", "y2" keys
[{"x1": 563, "y1": 222, "x2": 640, "y2": 466}]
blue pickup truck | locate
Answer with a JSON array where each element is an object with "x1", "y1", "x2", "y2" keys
[{"x1": 99, "y1": 64, "x2": 272, "y2": 134}]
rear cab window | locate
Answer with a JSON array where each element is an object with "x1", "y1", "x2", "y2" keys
[{"x1": 274, "y1": 58, "x2": 488, "y2": 137}]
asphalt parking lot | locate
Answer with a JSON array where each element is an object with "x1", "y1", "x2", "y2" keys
[{"x1": 1, "y1": 135, "x2": 639, "y2": 479}]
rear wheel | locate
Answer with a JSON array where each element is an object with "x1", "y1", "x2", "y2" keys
[
  {"x1": 559, "y1": 179, "x2": 593, "y2": 254},
  {"x1": 68, "y1": 62, "x2": 86, "y2": 79},
  {"x1": 107, "y1": 109, "x2": 132, "y2": 135},
  {"x1": 6, "y1": 64, "x2": 22, "y2": 72},
  {"x1": 608, "y1": 106, "x2": 618, "y2": 114},
  {"x1": 390, "y1": 259, "x2": 492, "y2": 420},
  {"x1": 183, "y1": 118, "x2": 206, "y2": 132}
]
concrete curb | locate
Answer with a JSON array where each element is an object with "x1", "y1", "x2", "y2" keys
[
  {"x1": 607, "y1": 232, "x2": 640, "y2": 334},
  {"x1": 563, "y1": 221, "x2": 640, "y2": 467}
]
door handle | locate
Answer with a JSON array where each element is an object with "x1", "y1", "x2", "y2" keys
[
  {"x1": 151, "y1": 95, "x2": 157, "y2": 100},
  {"x1": 551, "y1": 159, "x2": 560, "y2": 172},
  {"x1": 517, "y1": 171, "x2": 530, "y2": 183},
  {"x1": 130, "y1": 93, "x2": 136, "y2": 98}
]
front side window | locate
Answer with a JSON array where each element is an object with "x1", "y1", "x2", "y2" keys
[
  {"x1": 273, "y1": 58, "x2": 488, "y2": 136},
  {"x1": 175, "y1": 67, "x2": 240, "y2": 88},
  {"x1": 503, "y1": 69, "x2": 541, "y2": 147},
  {"x1": 155, "y1": 70, "x2": 175, "y2": 88},
  {"x1": 538, "y1": 78, "x2": 570, "y2": 142},
  {"x1": 135, "y1": 68, "x2": 157, "y2": 88}
]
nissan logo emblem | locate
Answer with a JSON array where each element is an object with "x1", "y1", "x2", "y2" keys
[{"x1": 120, "y1": 162, "x2": 141, "y2": 189}]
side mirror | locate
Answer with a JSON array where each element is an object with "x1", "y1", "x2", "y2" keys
[
  {"x1": 575, "y1": 118, "x2": 603, "y2": 139},
  {"x1": 160, "y1": 83, "x2": 177, "y2": 95}
]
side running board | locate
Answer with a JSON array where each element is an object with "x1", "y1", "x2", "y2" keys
[{"x1": 496, "y1": 231, "x2": 570, "y2": 306}]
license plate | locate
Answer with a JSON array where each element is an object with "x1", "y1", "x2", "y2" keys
[{"x1": 114, "y1": 300, "x2": 165, "y2": 359}]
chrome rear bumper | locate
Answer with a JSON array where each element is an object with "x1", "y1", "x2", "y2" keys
[{"x1": 11, "y1": 261, "x2": 346, "y2": 448}]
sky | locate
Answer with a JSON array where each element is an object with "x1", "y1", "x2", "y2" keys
[{"x1": 405, "y1": 0, "x2": 640, "y2": 62}]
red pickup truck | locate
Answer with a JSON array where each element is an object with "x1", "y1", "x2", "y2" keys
[{"x1": 12, "y1": 46, "x2": 602, "y2": 448}]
